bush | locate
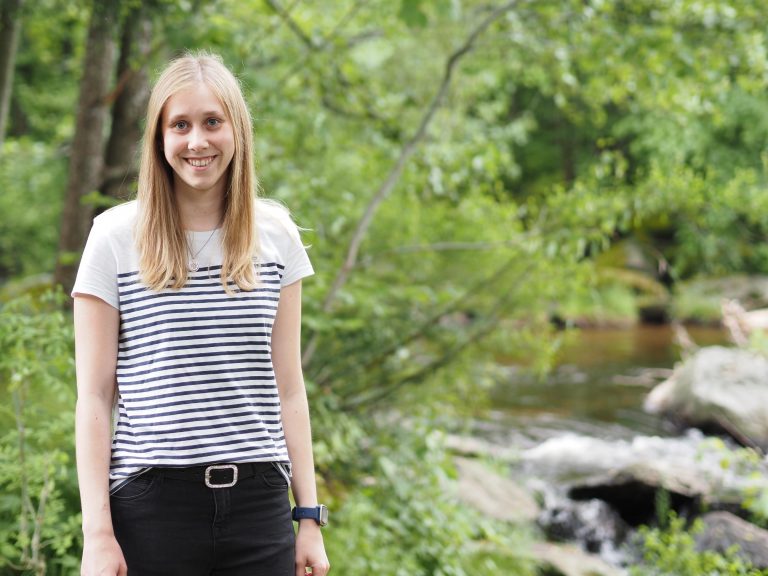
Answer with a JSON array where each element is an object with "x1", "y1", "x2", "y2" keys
[
  {"x1": 0, "y1": 291, "x2": 81, "y2": 575},
  {"x1": 324, "y1": 422, "x2": 537, "y2": 575},
  {"x1": 630, "y1": 513, "x2": 768, "y2": 576},
  {"x1": 0, "y1": 141, "x2": 66, "y2": 281}
]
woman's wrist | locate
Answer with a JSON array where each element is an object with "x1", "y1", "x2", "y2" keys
[
  {"x1": 83, "y1": 527, "x2": 116, "y2": 541},
  {"x1": 297, "y1": 519, "x2": 323, "y2": 532}
]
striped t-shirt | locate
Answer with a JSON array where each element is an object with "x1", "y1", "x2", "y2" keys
[{"x1": 71, "y1": 199, "x2": 314, "y2": 492}]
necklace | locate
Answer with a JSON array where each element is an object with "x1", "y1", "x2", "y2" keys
[{"x1": 187, "y1": 224, "x2": 220, "y2": 272}]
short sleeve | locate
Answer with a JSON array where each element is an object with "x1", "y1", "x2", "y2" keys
[
  {"x1": 277, "y1": 216, "x2": 315, "y2": 287},
  {"x1": 71, "y1": 218, "x2": 120, "y2": 309}
]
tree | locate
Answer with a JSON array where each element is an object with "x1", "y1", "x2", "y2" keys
[
  {"x1": 102, "y1": 2, "x2": 153, "y2": 202},
  {"x1": 0, "y1": 0, "x2": 24, "y2": 149},
  {"x1": 53, "y1": 0, "x2": 119, "y2": 292}
]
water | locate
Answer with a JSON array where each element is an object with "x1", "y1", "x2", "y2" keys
[
  {"x1": 490, "y1": 325, "x2": 727, "y2": 437},
  {"x1": 480, "y1": 324, "x2": 750, "y2": 567}
]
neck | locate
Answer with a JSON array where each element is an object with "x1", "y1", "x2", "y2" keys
[{"x1": 175, "y1": 188, "x2": 225, "y2": 231}]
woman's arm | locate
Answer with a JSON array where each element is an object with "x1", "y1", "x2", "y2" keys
[
  {"x1": 73, "y1": 295, "x2": 127, "y2": 576},
  {"x1": 272, "y1": 280, "x2": 330, "y2": 576}
]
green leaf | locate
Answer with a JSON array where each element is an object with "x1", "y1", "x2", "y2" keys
[{"x1": 398, "y1": 0, "x2": 428, "y2": 28}]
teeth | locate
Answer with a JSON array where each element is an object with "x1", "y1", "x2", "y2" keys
[{"x1": 187, "y1": 157, "x2": 213, "y2": 167}]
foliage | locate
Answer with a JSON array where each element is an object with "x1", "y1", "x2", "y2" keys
[
  {"x1": 703, "y1": 437, "x2": 768, "y2": 529},
  {"x1": 6, "y1": 0, "x2": 768, "y2": 572},
  {"x1": 747, "y1": 329, "x2": 768, "y2": 358},
  {"x1": 323, "y1": 422, "x2": 537, "y2": 576},
  {"x1": 0, "y1": 140, "x2": 66, "y2": 282},
  {"x1": 630, "y1": 513, "x2": 768, "y2": 576},
  {"x1": 0, "y1": 291, "x2": 80, "y2": 575}
]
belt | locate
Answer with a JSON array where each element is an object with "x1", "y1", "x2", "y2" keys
[{"x1": 152, "y1": 462, "x2": 274, "y2": 489}]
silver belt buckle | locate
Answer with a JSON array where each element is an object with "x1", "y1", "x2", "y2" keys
[{"x1": 205, "y1": 464, "x2": 238, "y2": 488}]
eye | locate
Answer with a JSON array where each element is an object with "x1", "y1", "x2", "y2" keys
[
  {"x1": 206, "y1": 118, "x2": 222, "y2": 127},
  {"x1": 172, "y1": 120, "x2": 188, "y2": 130}
]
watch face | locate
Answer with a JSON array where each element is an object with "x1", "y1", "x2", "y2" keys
[{"x1": 319, "y1": 505, "x2": 329, "y2": 526}]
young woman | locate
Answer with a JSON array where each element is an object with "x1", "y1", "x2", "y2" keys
[{"x1": 72, "y1": 52, "x2": 330, "y2": 576}]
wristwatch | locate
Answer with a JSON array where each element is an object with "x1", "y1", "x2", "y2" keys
[{"x1": 291, "y1": 504, "x2": 329, "y2": 526}]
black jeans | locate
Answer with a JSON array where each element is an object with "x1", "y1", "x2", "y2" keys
[{"x1": 110, "y1": 463, "x2": 295, "y2": 575}]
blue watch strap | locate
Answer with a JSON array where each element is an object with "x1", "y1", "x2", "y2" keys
[
  {"x1": 292, "y1": 507, "x2": 318, "y2": 521},
  {"x1": 291, "y1": 505, "x2": 328, "y2": 526}
]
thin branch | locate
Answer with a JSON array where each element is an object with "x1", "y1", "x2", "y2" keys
[
  {"x1": 324, "y1": 255, "x2": 526, "y2": 393},
  {"x1": 260, "y1": 0, "x2": 302, "y2": 40},
  {"x1": 264, "y1": 0, "x2": 315, "y2": 48},
  {"x1": 316, "y1": 60, "x2": 388, "y2": 122},
  {"x1": 30, "y1": 467, "x2": 52, "y2": 575},
  {"x1": 272, "y1": 0, "x2": 372, "y2": 88},
  {"x1": 264, "y1": 1, "x2": 387, "y2": 119},
  {"x1": 12, "y1": 389, "x2": 33, "y2": 562},
  {"x1": 302, "y1": 1, "x2": 518, "y2": 367},
  {"x1": 341, "y1": 262, "x2": 531, "y2": 409},
  {"x1": 360, "y1": 238, "x2": 532, "y2": 263}
]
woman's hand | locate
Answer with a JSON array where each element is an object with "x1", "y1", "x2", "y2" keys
[
  {"x1": 295, "y1": 521, "x2": 330, "y2": 576},
  {"x1": 81, "y1": 532, "x2": 127, "y2": 576}
]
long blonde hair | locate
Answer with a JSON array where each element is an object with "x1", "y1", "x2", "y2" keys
[{"x1": 136, "y1": 51, "x2": 259, "y2": 293}]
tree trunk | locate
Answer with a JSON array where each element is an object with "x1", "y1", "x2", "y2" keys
[
  {"x1": 102, "y1": 3, "x2": 152, "y2": 202},
  {"x1": 54, "y1": 0, "x2": 119, "y2": 292},
  {"x1": 0, "y1": 0, "x2": 24, "y2": 149}
]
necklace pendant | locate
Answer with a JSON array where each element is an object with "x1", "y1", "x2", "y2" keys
[{"x1": 189, "y1": 259, "x2": 200, "y2": 272}]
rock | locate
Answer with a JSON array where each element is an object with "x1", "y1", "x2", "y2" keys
[
  {"x1": 444, "y1": 433, "x2": 518, "y2": 463},
  {"x1": 530, "y1": 542, "x2": 624, "y2": 576},
  {"x1": 721, "y1": 299, "x2": 768, "y2": 347},
  {"x1": 522, "y1": 432, "x2": 768, "y2": 526},
  {"x1": 567, "y1": 463, "x2": 707, "y2": 525},
  {"x1": 696, "y1": 511, "x2": 768, "y2": 569},
  {"x1": 537, "y1": 491, "x2": 628, "y2": 556},
  {"x1": 644, "y1": 346, "x2": 768, "y2": 449},
  {"x1": 674, "y1": 275, "x2": 768, "y2": 323},
  {"x1": 453, "y1": 456, "x2": 539, "y2": 523}
]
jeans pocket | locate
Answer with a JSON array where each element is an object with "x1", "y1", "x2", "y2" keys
[
  {"x1": 111, "y1": 471, "x2": 159, "y2": 501},
  {"x1": 261, "y1": 467, "x2": 289, "y2": 489}
]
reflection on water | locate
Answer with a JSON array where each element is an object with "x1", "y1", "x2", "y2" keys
[{"x1": 491, "y1": 325, "x2": 727, "y2": 435}]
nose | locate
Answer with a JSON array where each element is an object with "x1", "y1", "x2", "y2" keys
[{"x1": 188, "y1": 126, "x2": 209, "y2": 151}]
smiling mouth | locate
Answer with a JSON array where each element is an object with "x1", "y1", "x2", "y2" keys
[{"x1": 185, "y1": 156, "x2": 215, "y2": 168}]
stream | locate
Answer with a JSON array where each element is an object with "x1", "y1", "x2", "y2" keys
[
  {"x1": 475, "y1": 324, "x2": 737, "y2": 568},
  {"x1": 486, "y1": 324, "x2": 727, "y2": 443}
]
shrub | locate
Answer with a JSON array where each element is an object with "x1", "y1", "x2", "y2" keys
[{"x1": 0, "y1": 291, "x2": 81, "y2": 575}]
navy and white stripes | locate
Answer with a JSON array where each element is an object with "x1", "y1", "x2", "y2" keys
[
  {"x1": 71, "y1": 200, "x2": 314, "y2": 493},
  {"x1": 108, "y1": 263, "x2": 290, "y2": 488}
]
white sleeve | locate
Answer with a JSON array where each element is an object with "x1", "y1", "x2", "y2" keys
[
  {"x1": 278, "y1": 216, "x2": 315, "y2": 287},
  {"x1": 71, "y1": 218, "x2": 120, "y2": 310}
]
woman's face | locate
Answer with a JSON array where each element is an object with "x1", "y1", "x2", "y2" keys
[{"x1": 161, "y1": 82, "x2": 235, "y2": 199}]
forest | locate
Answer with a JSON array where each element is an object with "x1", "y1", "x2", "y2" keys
[{"x1": 2, "y1": 0, "x2": 768, "y2": 574}]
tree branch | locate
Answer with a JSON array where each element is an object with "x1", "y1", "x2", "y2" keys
[
  {"x1": 340, "y1": 261, "x2": 532, "y2": 409},
  {"x1": 264, "y1": 0, "x2": 315, "y2": 49},
  {"x1": 302, "y1": 1, "x2": 518, "y2": 367},
  {"x1": 272, "y1": 0, "x2": 372, "y2": 90},
  {"x1": 323, "y1": 255, "x2": 527, "y2": 393},
  {"x1": 359, "y1": 237, "x2": 533, "y2": 265}
]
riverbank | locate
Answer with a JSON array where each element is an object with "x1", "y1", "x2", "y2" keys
[
  {"x1": 553, "y1": 275, "x2": 768, "y2": 328},
  {"x1": 464, "y1": 323, "x2": 768, "y2": 574},
  {"x1": 446, "y1": 411, "x2": 768, "y2": 574}
]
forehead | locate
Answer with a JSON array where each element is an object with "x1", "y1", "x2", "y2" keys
[{"x1": 162, "y1": 82, "x2": 227, "y2": 120}]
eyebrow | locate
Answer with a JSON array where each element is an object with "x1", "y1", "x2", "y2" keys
[{"x1": 166, "y1": 111, "x2": 226, "y2": 124}]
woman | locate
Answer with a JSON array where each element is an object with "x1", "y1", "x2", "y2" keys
[{"x1": 72, "y1": 52, "x2": 330, "y2": 576}]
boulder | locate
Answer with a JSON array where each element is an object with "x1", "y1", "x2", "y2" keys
[
  {"x1": 453, "y1": 456, "x2": 539, "y2": 523},
  {"x1": 522, "y1": 432, "x2": 768, "y2": 525},
  {"x1": 530, "y1": 542, "x2": 624, "y2": 576},
  {"x1": 537, "y1": 492, "x2": 628, "y2": 555},
  {"x1": 645, "y1": 346, "x2": 768, "y2": 449},
  {"x1": 445, "y1": 433, "x2": 518, "y2": 463},
  {"x1": 696, "y1": 511, "x2": 768, "y2": 569}
]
